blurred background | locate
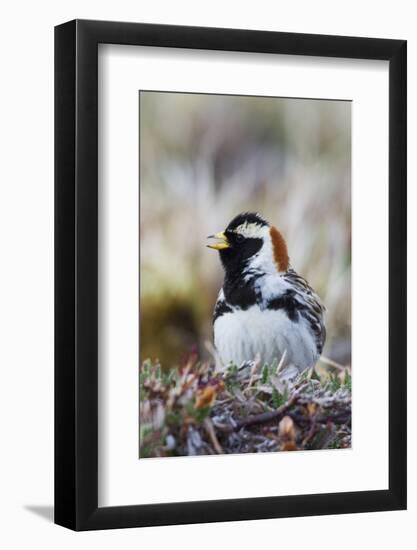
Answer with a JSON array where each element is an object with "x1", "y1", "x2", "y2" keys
[{"x1": 140, "y1": 91, "x2": 351, "y2": 368}]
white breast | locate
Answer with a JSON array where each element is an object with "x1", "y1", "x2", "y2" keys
[{"x1": 214, "y1": 305, "x2": 318, "y2": 373}]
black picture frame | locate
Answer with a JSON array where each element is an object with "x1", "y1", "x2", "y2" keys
[{"x1": 55, "y1": 19, "x2": 407, "y2": 531}]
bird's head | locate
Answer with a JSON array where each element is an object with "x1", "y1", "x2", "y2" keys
[{"x1": 207, "y1": 212, "x2": 289, "y2": 276}]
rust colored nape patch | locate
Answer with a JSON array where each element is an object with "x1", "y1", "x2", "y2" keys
[{"x1": 270, "y1": 226, "x2": 289, "y2": 272}]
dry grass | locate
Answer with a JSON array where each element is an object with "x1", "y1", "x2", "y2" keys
[{"x1": 139, "y1": 354, "x2": 351, "y2": 458}]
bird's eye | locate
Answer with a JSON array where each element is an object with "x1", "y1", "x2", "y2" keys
[{"x1": 235, "y1": 234, "x2": 244, "y2": 243}]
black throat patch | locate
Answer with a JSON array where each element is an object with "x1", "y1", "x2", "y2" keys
[
  {"x1": 222, "y1": 270, "x2": 260, "y2": 310},
  {"x1": 219, "y1": 236, "x2": 263, "y2": 277}
]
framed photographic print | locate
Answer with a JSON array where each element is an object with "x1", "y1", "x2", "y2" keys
[{"x1": 55, "y1": 20, "x2": 407, "y2": 530}]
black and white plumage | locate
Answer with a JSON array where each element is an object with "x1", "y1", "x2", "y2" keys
[{"x1": 207, "y1": 212, "x2": 326, "y2": 374}]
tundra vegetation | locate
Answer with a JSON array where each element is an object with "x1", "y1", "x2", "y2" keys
[{"x1": 139, "y1": 353, "x2": 351, "y2": 457}]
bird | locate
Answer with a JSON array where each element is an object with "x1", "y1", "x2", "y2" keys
[{"x1": 207, "y1": 212, "x2": 326, "y2": 376}]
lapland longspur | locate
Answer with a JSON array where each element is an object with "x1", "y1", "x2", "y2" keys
[{"x1": 207, "y1": 212, "x2": 326, "y2": 374}]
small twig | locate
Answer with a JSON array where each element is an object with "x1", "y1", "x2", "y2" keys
[
  {"x1": 302, "y1": 418, "x2": 317, "y2": 447},
  {"x1": 219, "y1": 383, "x2": 308, "y2": 432},
  {"x1": 203, "y1": 418, "x2": 224, "y2": 454},
  {"x1": 235, "y1": 407, "x2": 290, "y2": 430},
  {"x1": 242, "y1": 384, "x2": 262, "y2": 395},
  {"x1": 315, "y1": 412, "x2": 351, "y2": 424},
  {"x1": 275, "y1": 349, "x2": 287, "y2": 375},
  {"x1": 215, "y1": 396, "x2": 235, "y2": 406},
  {"x1": 204, "y1": 339, "x2": 223, "y2": 372},
  {"x1": 289, "y1": 411, "x2": 351, "y2": 426},
  {"x1": 319, "y1": 356, "x2": 346, "y2": 371},
  {"x1": 247, "y1": 355, "x2": 261, "y2": 388}
]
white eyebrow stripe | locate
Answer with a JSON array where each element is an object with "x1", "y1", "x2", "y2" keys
[{"x1": 234, "y1": 222, "x2": 268, "y2": 238}]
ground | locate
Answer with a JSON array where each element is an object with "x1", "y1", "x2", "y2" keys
[{"x1": 139, "y1": 354, "x2": 351, "y2": 457}]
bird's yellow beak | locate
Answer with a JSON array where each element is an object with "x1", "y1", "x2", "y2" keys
[{"x1": 207, "y1": 231, "x2": 230, "y2": 250}]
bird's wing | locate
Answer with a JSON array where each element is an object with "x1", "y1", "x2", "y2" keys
[{"x1": 280, "y1": 269, "x2": 327, "y2": 353}]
